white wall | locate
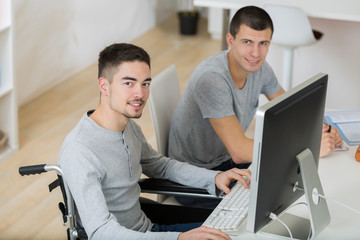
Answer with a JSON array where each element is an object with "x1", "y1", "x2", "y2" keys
[
  {"x1": 13, "y1": 0, "x2": 176, "y2": 106},
  {"x1": 266, "y1": 17, "x2": 360, "y2": 110}
]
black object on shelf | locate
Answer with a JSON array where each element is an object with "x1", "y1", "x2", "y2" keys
[{"x1": 178, "y1": 11, "x2": 199, "y2": 35}]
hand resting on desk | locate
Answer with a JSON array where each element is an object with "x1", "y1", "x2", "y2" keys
[
  {"x1": 320, "y1": 124, "x2": 344, "y2": 157},
  {"x1": 178, "y1": 226, "x2": 231, "y2": 240}
]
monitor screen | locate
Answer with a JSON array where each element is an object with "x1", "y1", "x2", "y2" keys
[{"x1": 247, "y1": 73, "x2": 329, "y2": 237}]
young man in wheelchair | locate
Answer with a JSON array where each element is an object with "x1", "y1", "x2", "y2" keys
[{"x1": 58, "y1": 43, "x2": 251, "y2": 240}]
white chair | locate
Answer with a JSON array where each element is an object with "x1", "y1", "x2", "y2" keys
[
  {"x1": 148, "y1": 64, "x2": 181, "y2": 156},
  {"x1": 147, "y1": 64, "x2": 208, "y2": 203},
  {"x1": 264, "y1": 4, "x2": 323, "y2": 90},
  {"x1": 146, "y1": 64, "x2": 221, "y2": 204}
]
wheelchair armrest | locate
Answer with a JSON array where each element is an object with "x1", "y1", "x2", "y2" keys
[{"x1": 138, "y1": 178, "x2": 219, "y2": 199}]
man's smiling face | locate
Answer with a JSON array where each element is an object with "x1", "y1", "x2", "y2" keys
[
  {"x1": 106, "y1": 61, "x2": 151, "y2": 120},
  {"x1": 228, "y1": 24, "x2": 272, "y2": 74}
]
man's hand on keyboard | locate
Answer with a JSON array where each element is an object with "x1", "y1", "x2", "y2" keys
[
  {"x1": 178, "y1": 226, "x2": 231, "y2": 240},
  {"x1": 215, "y1": 168, "x2": 251, "y2": 195}
]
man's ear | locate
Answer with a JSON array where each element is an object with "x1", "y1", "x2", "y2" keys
[
  {"x1": 98, "y1": 77, "x2": 109, "y2": 96},
  {"x1": 226, "y1": 33, "x2": 234, "y2": 48}
]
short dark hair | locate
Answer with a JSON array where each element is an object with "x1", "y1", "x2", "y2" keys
[
  {"x1": 229, "y1": 6, "x2": 273, "y2": 38},
  {"x1": 98, "y1": 43, "x2": 150, "y2": 82}
]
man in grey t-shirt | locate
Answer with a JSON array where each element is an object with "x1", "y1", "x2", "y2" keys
[
  {"x1": 168, "y1": 6, "x2": 343, "y2": 172},
  {"x1": 169, "y1": 6, "x2": 283, "y2": 171}
]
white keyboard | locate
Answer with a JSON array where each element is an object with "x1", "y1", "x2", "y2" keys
[{"x1": 203, "y1": 180, "x2": 250, "y2": 235}]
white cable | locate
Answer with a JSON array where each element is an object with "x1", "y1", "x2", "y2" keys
[
  {"x1": 288, "y1": 202, "x2": 313, "y2": 240},
  {"x1": 313, "y1": 191, "x2": 360, "y2": 215},
  {"x1": 289, "y1": 201, "x2": 308, "y2": 208},
  {"x1": 269, "y1": 212, "x2": 294, "y2": 239},
  {"x1": 295, "y1": 184, "x2": 360, "y2": 215}
]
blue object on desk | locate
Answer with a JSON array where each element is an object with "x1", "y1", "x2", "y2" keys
[{"x1": 325, "y1": 110, "x2": 360, "y2": 146}]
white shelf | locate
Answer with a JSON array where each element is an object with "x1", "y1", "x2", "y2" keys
[
  {"x1": 0, "y1": 0, "x2": 18, "y2": 162},
  {"x1": 0, "y1": 85, "x2": 12, "y2": 98},
  {"x1": 0, "y1": 144, "x2": 16, "y2": 160},
  {"x1": 0, "y1": 24, "x2": 10, "y2": 34}
]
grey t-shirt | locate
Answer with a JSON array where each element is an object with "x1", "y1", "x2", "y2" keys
[{"x1": 168, "y1": 50, "x2": 280, "y2": 169}]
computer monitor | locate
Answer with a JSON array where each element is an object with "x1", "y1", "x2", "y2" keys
[{"x1": 247, "y1": 73, "x2": 331, "y2": 239}]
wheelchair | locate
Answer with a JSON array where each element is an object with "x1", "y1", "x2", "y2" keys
[
  {"x1": 19, "y1": 164, "x2": 87, "y2": 240},
  {"x1": 19, "y1": 164, "x2": 218, "y2": 239}
]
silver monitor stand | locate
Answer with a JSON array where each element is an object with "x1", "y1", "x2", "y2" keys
[{"x1": 260, "y1": 148, "x2": 330, "y2": 240}]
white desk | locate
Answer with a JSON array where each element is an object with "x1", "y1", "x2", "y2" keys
[
  {"x1": 229, "y1": 144, "x2": 360, "y2": 239},
  {"x1": 194, "y1": 0, "x2": 360, "y2": 22}
]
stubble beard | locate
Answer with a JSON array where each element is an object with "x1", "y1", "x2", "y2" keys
[{"x1": 108, "y1": 89, "x2": 144, "y2": 120}]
